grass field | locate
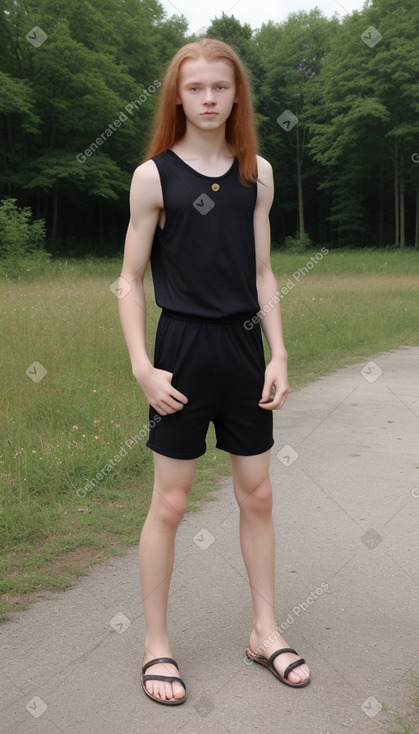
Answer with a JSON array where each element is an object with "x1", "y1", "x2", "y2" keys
[{"x1": 1, "y1": 249, "x2": 418, "y2": 615}]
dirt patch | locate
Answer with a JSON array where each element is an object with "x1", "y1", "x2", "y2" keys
[{"x1": 40, "y1": 546, "x2": 106, "y2": 575}]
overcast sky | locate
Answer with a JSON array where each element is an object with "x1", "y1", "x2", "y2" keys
[{"x1": 161, "y1": 0, "x2": 367, "y2": 34}]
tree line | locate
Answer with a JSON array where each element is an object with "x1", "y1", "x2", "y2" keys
[{"x1": 1, "y1": 0, "x2": 418, "y2": 253}]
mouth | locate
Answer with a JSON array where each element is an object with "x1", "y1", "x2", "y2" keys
[{"x1": 201, "y1": 112, "x2": 217, "y2": 116}]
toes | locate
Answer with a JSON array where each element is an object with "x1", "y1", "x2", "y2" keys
[
  {"x1": 287, "y1": 664, "x2": 310, "y2": 684},
  {"x1": 172, "y1": 681, "x2": 186, "y2": 699},
  {"x1": 164, "y1": 681, "x2": 174, "y2": 700},
  {"x1": 146, "y1": 679, "x2": 184, "y2": 701}
]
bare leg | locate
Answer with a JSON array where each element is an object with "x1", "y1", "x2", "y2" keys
[
  {"x1": 230, "y1": 450, "x2": 310, "y2": 685},
  {"x1": 140, "y1": 451, "x2": 197, "y2": 701}
]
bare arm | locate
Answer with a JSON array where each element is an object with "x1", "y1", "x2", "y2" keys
[
  {"x1": 118, "y1": 160, "x2": 188, "y2": 415},
  {"x1": 253, "y1": 155, "x2": 289, "y2": 410}
]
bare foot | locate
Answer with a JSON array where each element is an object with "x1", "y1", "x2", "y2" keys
[
  {"x1": 249, "y1": 629, "x2": 310, "y2": 685},
  {"x1": 142, "y1": 651, "x2": 186, "y2": 702}
]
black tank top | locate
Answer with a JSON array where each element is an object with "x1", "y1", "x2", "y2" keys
[{"x1": 150, "y1": 149, "x2": 260, "y2": 319}]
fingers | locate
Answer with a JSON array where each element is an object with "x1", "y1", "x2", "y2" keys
[
  {"x1": 259, "y1": 384, "x2": 289, "y2": 410},
  {"x1": 170, "y1": 386, "x2": 188, "y2": 405},
  {"x1": 157, "y1": 395, "x2": 187, "y2": 416}
]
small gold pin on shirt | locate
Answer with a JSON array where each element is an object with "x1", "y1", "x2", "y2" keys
[{"x1": 211, "y1": 183, "x2": 220, "y2": 191}]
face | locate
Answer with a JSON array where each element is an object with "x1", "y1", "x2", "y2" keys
[{"x1": 176, "y1": 57, "x2": 238, "y2": 131}]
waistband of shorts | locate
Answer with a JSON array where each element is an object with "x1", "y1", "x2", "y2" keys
[{"x1": 161, "y1": 308, "x2": 258, "y2": 325}]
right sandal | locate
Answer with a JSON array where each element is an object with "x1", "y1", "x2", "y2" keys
[{"x1": 245, "y1": 647, "x2": 311, "y2": 688}]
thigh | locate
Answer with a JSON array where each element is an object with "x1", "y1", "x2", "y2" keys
[
  {"x1": 146, "y1": 314, "x2": 218, "y2": 459},
  {"x1": 213, "y1": 322, "x2": 274, "y2": 456},
  {"x1": 149, "y1": 451, "x2": 198, "y2": 519}
]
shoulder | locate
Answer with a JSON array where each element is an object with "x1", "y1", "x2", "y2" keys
[
  {"x1": 130, "y1": 157, "x2": 164, "y2": 210},
  {"x1": 132, "y1": 156, "x2": 163, "y2": 185},
  {"x1": 255, "y1": 155, "x2": 274, "y2": 209},
  {"x1": 256, "y1": 155, "x2": 273, "y2": 184}
]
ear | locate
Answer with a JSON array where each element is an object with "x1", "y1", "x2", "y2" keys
[{"x1": 175, "y1": 95, "x2": 182, "y2": 105}]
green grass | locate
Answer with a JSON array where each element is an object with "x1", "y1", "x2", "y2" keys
[
  {"x1": 1, "y1": 250, "x2": 418, "y2": 614},
  {"x1": 386, "y1": 674, "x2": 419, "y2": 733}
]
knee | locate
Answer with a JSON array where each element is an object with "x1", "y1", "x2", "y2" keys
[
  {"x1": 150, "y1": 486, "x2": 189, "y2": 531},
  {"x1": 239, "y1": 479, "x2": 273, "y2": 519}
]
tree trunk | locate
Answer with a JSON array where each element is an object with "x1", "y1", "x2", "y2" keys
[
  {"x1": 296, "y1": 124, "x2": 305, "y2": 236},
  {"x1": 297, "y1": 157, "x2": 305, "y2": 235},
  {"x1": 99, "y1": 202, "x2": 103, "y2": 251},
  {"x1": 399, "y1": 179, "x2": 405, "y2": 248},
  {"x1": 378, "y1": 172, "x2": 383, "y2": 247},
  {"x1": 51, "y1": 186, "x2": 58, "y2": 241},
  {"x1": 415, "y1": 188, "x2": 419, "y2": 250},
  {"x1": 394, "y1": 137, "x2": 399, "y2": 246}
]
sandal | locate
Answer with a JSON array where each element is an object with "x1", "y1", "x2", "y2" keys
[
  {"x1": 246, "y1": 647, "x2": 311, "y2": 688},
  {"x1": 141, "y1": 657, "x2": 186, "y2": 705}
]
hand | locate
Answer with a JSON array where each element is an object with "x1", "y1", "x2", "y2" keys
[
  {"x1": 259, "y1": 358, "x2": 289, "y2": 410},
  {"x1": 134, "y1": 366, "x2": 188, "y2": 416}
]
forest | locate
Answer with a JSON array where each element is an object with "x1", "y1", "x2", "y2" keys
[{"x1": 1, "y1": 0, "x2": 418, "y2": 254}]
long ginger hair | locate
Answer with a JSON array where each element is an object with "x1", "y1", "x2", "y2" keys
[{"x1": 142, "y1": 38, "x2": 259, "y2": 186}]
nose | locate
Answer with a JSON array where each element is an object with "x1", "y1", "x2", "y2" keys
[{"x1": 203, "y1": 87, "x2": 215, "y2": 103}]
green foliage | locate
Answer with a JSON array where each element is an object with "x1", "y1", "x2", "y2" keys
[
  {"x1": 1, "y1": 0, "x2": 419, "y2": 250},
  {"x1": 284, "y1": 232, "x2": 313, "y2": 252},
  {"x1": 0, "y1": 198, "x2": 49, "y2": 278}
]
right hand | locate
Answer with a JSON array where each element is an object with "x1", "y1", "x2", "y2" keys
[{"x1": 134, "y1": 366, "x2": 188, "y2": 416}]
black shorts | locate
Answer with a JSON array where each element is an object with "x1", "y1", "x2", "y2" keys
[{"x1": 146, "y1": 309, "x2": 274, "y2": 460}]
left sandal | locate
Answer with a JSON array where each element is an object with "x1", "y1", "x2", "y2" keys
[{"x1": 245, "y1": 647, "x2": 311, "y2": 688}]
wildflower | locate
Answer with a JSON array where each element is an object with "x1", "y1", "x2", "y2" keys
[{"x1": 73, "y1": 425, "x2": 78, "y2": 430}]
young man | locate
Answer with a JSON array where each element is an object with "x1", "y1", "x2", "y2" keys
[{"x1": 118, "y1": 39, "x2": 310, "y2": 705}]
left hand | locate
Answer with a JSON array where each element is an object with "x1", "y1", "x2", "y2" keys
[{"x1": 258, "y1": 358, "x2": 290, "y2": 410}]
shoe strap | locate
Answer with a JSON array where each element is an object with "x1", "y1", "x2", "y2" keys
[
  {"x1": 143, "y1": 674, "x2": 186, "y2": 690},
  {"x1": 283, "y1": 658, "x2": 306, "y2": 681},
  {"x1": 267, "y1": 647, "x2": 297, "y2": 666},
  {"x1": 142, "y1": 657, "x2": 178, "y2": 673},
  {"x1": 267, "y1": 648, "x2": 306, "y2": 681}
]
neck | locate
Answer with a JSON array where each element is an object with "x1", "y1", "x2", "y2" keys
[{"x1": 177, "y1": 123, "x2": 233, "y2": 161}]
